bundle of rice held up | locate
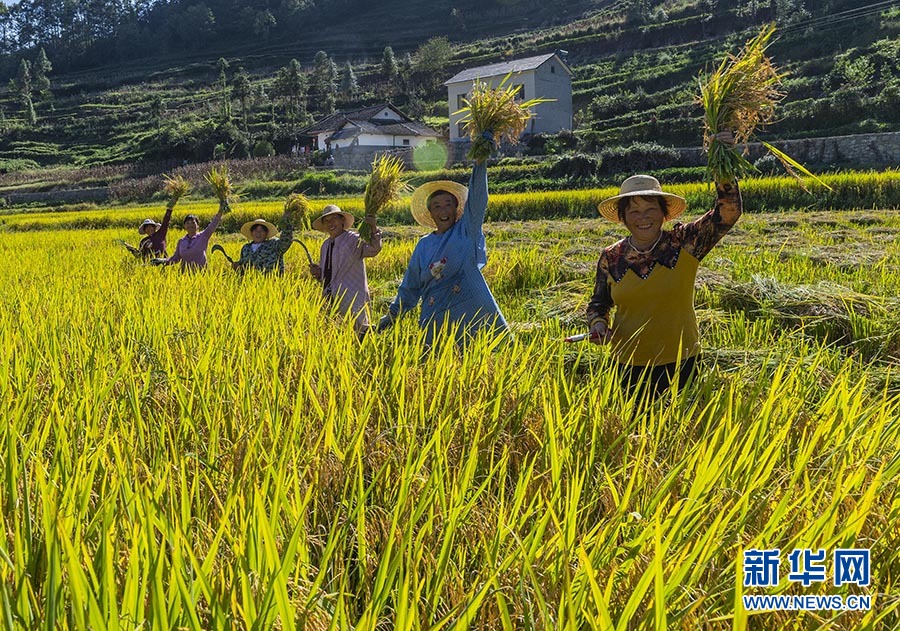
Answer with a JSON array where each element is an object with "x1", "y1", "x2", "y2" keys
[
  {"x1": 284, "y1": 193, "x2": 311, "y2": 230},
  {"x1": 360, "y1": 154, "x2": 407, "y2": 242},
  {"x1": 205, "y1": 165, "x2": 235, "y2": 213},
  {"x1": 162, "y1": 174, "x2": 190, "y2": 207},
  {"x1": 699, "y1": 24, "x2": 827, "y2": 189},
  {"x1": 456, "y1": 75, "x2": 552, "y2": 162}
]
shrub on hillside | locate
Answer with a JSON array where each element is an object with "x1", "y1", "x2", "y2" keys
[
  {"x1": 252, "y1": 140, "x2": 276, "y2": 158},
  {"x1": 0, "y1": 158, "x2": 41, "y2": 173},
  {"x1": 524, "y1": 130, "x2": 578, "y2": 156},
  {"x1": 598, "y1": 142, "x2": 681, "y2": 174},
  {"x1": 145, "y1": 119, "x2": 250, "y2": 162},
  {"x1": 547, "y1": 154, "x2": 602, "y2": 181}
]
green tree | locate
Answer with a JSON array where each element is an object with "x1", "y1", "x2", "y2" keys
[
  {"x1": 273, "y1": 58, "x2": 306, "y2": 132},
  {"x1": 381, "y1": 45, "x2": 398, "y2": 81},
  {"x1": 217, "y1": 57, "x2": 231, "y2": 121},
  {"x1": 413, "y1": 36, "x2": 451, "y2": 92},
  {"x1": 150, "y1": 96, "x2": 165, "y2": 135},
  {"x1": 252, "y1": 10, "x2": 277, "y2": 40},
  {"x1": 16, "y1": 59, "x2": 36, "y2": 126},
  {"x1": 312, "y1": 50, "x2": 336, "y2": 115},
  {"x1": 33, "y1": 47, "x2": 52, "y2": 98},
  {"x1": 339, "y1": 61, "x2": 357, "y2": 100},
  {"x1": 232, "y1": 66, "x2": 253, "y2": 131}
]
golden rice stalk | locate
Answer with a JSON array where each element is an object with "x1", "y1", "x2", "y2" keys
[
  {"x1": 454, "y1": 74, "x2": 553, "y2": 162},
  {"x1": 284, "y1": 193, "x2": 311, "y2": 230},
  {"x1": 698, "y1": 24, "x2": 829, "y2": 189},
  {"x1": 205, "y1": 165, "x2": 235, "y2": 214},
  {"x1": 360, "y1": 154, "x2": 407, "y2": 242},
  {"x1": 162, "y1": 174, "x2": 190, "y2": 207}
]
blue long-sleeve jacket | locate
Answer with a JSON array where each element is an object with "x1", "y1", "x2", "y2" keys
[{"x1": 388, "y1": 162, "x2": 509, "y2": 346}]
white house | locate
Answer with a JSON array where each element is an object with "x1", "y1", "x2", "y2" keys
[
  {"x1": 444, "y1": 52, "x2": 573, "y2": 142},
  {"x1": 301, "y1": 103, "x2": 440, "y2": 151}
]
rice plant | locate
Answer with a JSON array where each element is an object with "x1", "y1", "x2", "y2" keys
[
  {"x1": 455, "y1": 74, "x2": 552, "y2": 161},
  {"x1": 361, "y1": 155, "x2": 407, "y2": 242},
  {"x1": 0, "y1": 196, "x2": 898, "y2": 629}
]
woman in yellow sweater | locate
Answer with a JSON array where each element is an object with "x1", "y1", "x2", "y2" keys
[{"x1": 587, "y1": 167, "x2": 742, "y2": 397}]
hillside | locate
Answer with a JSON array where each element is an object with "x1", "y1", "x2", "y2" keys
[{"x1": 0, "y1": 0, "x2": 897, "y2": 176}]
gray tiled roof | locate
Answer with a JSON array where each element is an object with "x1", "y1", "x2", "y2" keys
[
  {"x1": 301, "y1": 103, "x2": 406, "y2": 134},
  {"x1": 444, "y1": 53, "x2": 569, "y2": 85},
  {"x1": 327, "y1": 119, "x2": 440, "y2": 142}
]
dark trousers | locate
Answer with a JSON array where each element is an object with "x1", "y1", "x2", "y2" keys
[{"x1": 621, "y1": 355, "x2": 699, "y2": 400}]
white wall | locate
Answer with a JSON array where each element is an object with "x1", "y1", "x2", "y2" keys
[
  {"x1": 533, "y1": 61, "x2": 573, "y2": 134},
  {"x1": 329, "y1": 133, "x2": 433, "y2": 149},
  {"x1": 446, "y1": 60, "x2": 572, "y2": 141}
]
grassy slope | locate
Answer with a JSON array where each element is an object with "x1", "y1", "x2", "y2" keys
[{"x1": 0, "y1": 1, "x2": 897, "y2": 172}]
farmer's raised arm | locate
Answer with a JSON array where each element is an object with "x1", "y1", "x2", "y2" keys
[
  {"x1": 359, "y1": 217, "x2": 382, "y2": 258},
  {"x1": 158, "y1": 203, "x2": 175, "y2": 237},
  {"x1": 678, "y1": 181, "x2": 742, "y2": 262},
  {"x1": 202, "y1": 209, "x2": 223, "y2": 238},
  {"x1": 463, "y1": 161, "x2": 488, "y2": 237}
]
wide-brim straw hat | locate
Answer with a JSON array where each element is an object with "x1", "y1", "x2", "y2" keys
[
  {"x1": 240, "y1": 218, "x2": 279, "y2": 240},
  {"x1": 312, "y1": 205, "x2": 355, "y2": 233},
  {"x1": 597, "y1": 175, "x2": 687, "y2": 223},
  {"x1": 139, "y1": 218, "x2": 161, "y2": 234},
  {"x1": 410, "y1": 180, "x2": 468, "y2": 229}
]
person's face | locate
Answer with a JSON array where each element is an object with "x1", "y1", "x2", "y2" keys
[
  {"x1": 184, "y1": 218, "x2": 199, "y2": 235},
  {"x1": 143, "y1": 224, "x2": 157, "y2": 236},
  {"x1": 623, "y1": 196, "x2": 665, "y2": 244},
  {"x1": 324, "y1": 214, "x2": 345, "y2": 238},
  {"x1": 251, "y1": 225, "x2": 268, "y2": 243},
  {"x1": 428, "y1": 193, "x2": 458, "y2": 234}
]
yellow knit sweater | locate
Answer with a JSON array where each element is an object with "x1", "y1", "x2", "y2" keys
[{"x1": 609, "y1": 252, "x2": 700, "y2": 366}]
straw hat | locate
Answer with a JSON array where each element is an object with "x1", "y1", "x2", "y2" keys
[
  {"x1": 240, "y1": 218, "x2": 279, "y2": 240},
  {"x1": 138, "y1": 218, "x2": 161, "y2": 234},
  {"x1": 597, "y1": 175, "x2": 687, "y2": 223},
  {"x1": 312, "y1": 205, "x2": 355, "y2": 233},
  {"x1": 410, "y1": 180, "x2": 468, "y2": 229}
]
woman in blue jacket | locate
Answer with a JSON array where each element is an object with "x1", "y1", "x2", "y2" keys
[{"x1": 378, "y1": 160, "x2": 508, "y2": 347}]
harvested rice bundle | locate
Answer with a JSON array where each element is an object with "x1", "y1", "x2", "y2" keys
[
  {"x1": 360, "y1": 154, "x2": 407, "y2": 242},
  {"x1": 162, "y1": 174, "x2": 190, "y2": 207},
  {"x1": 455, "y1": 75, "x2": 552, "y2": 162},
  {"x1": 283, "y1": 193, "x2": 311, "y2": 230},
  {"x1": 699, "y1": 24, "x2": 828, "y2": 188},
  {"x1": 205, "y1": 165, "x2": 236, "y2": 213}
]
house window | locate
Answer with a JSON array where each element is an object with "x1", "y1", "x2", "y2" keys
[
  {"x1": 551, "y1": 65, "x2": 555, "y2": 73},
  {"x1": 513, "y1": 84, "x2": 525, "y2": 101},
  {"x1": 402, "y1": 139, "x2": 410, "y2": 146},
  {"x1": 457, "y1": 122, "x2": 467, "y2": 139},
  {"x1": 457, "y1": 94, "x2": 467, "y2": 110}
]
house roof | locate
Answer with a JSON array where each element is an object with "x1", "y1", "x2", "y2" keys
[
  {"x1": 301, "y1": 103, "x2": 407, "y2": 134},
  {"x1": 327, "y1": 119, "x2": 440, "y2": 142},
  {"x1": 443, "y1": 53, "x2": 571, "y2": 85}
]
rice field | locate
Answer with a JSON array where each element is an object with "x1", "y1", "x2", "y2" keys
[{"x1": 1, "y1": 204, "x2": 898, "y2": 629}]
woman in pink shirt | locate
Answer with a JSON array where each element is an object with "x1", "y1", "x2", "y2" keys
[
  {"x1": 157, "y1": 206, "x2": 225, "y2": 271},
  {"x1": 309, "y1": 205, "x2": 382, "y2": 334}
]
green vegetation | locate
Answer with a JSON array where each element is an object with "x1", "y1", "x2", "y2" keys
[
  {"x1": 0, "y1": 205, "x2": 898, "y2": 627},
  {"x1": 3, "y1": 170, "x2": 897, "y2": 231},
  {"x1": 0, "y1": 1, "x2": 896, "y2": 175}
]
